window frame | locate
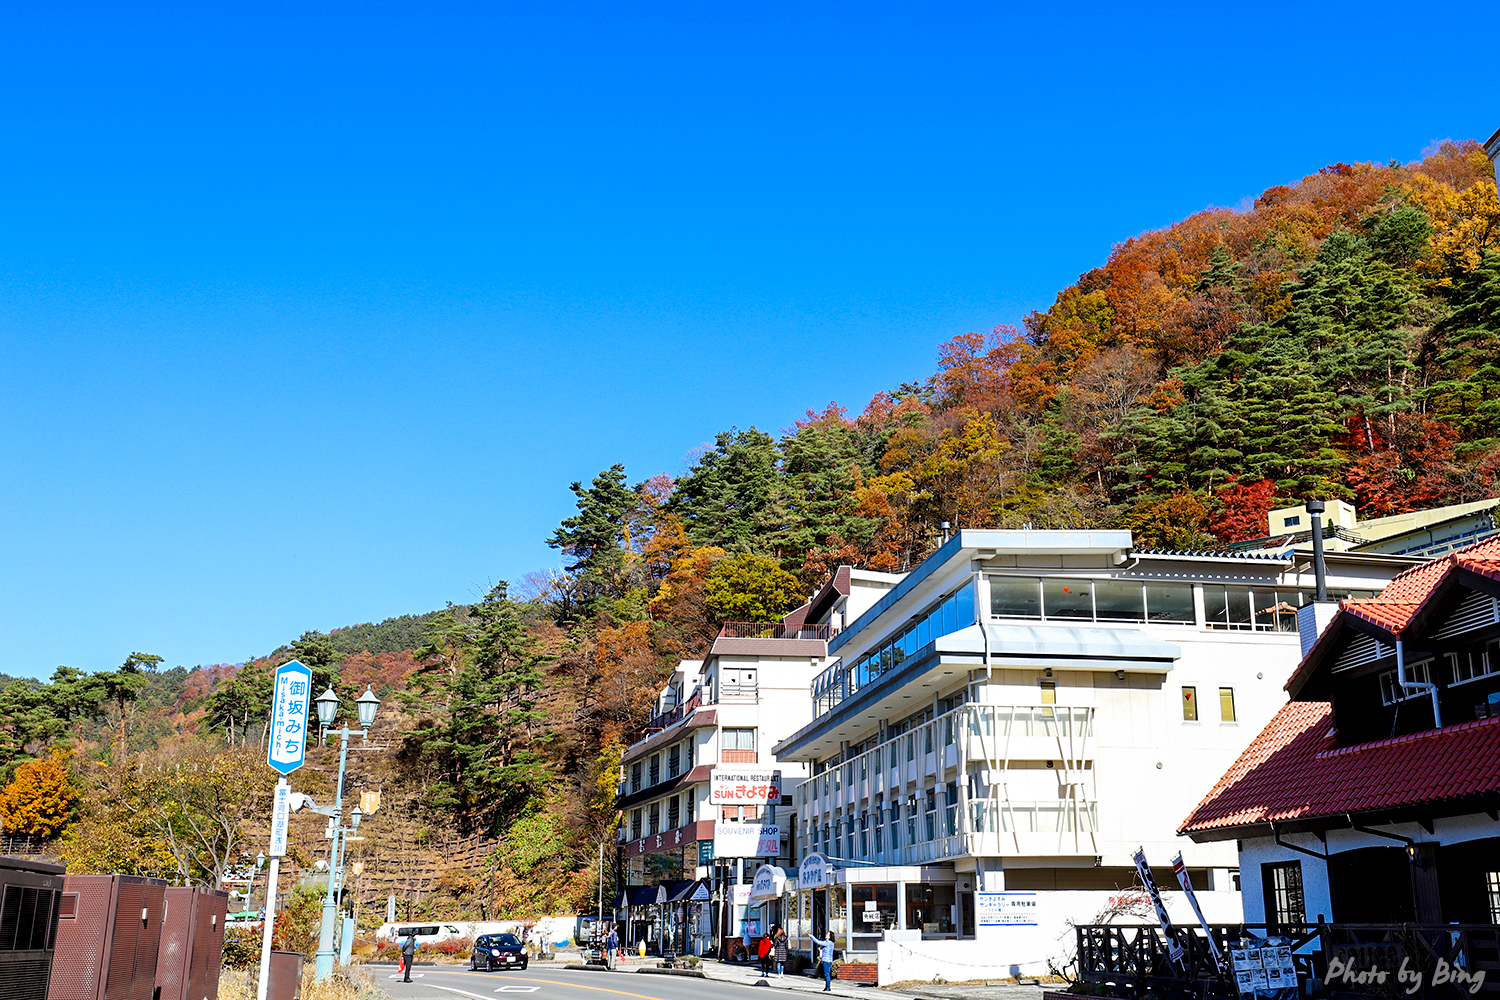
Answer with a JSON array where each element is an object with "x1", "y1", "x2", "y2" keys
[
  {"x1": 1182, "y1": 686, "x2": 1198, "y2": 722},
  {"x1": 1262, "y1": 861, "x2": 1305, "y2": 932}
]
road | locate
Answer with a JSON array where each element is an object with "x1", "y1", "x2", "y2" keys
[{"x1": 376, "y1": 965, "x2": 794, "y2": 1000}]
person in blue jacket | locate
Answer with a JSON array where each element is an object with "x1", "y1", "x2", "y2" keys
[{"x1": 809, "y1": 932, "x2": 835, "y2": 991}]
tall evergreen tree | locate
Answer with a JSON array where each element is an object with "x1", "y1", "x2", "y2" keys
[
  {"x1": 1425, "y1": 251, "x2": 1500, "y2": 440},
  {"x1": 667, "y1": 429, "x2": 787, "y2": 550},
  {"x1": 547, "y1": 465, "x2": 643, "y2": 618}
]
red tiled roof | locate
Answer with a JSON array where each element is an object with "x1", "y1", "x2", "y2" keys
[
  {"x1": 1179, "y1": 702, "x2": 1500, "y2": 836},
  {"x1": 1285, "y1": 535, "x2": 1500, "y2": 695}
]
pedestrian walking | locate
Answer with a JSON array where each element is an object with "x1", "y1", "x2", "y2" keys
[
  {"x1": 606, "y1": 924, "x2": 620, "y2": 969},
  {"x1": 810, "y1": 931, "x2": 835, "y2": 992},
  {"x1": 773, "y1": 926, "x2": 788, "y2": 978},
  {"x1": 400, "y1": 930, "x2": 418, "y2": 983},
  {"x1": 757, "y1": 928, "x2": 774, "y2": 976}
]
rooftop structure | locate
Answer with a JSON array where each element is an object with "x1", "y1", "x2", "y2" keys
[{"x1": 1239, "y1": 497, "x2": 1500, "y2": 559}]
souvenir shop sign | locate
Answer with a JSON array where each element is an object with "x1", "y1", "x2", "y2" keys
[{"x1": 713, "y1": 822, "x2": 780, "y2": 857}]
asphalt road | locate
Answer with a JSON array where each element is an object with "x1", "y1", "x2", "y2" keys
[{"x1": 376, "y1": 965, "x2": 774, "y2": 1000}]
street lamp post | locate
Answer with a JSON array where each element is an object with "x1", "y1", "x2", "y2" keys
[{"x1": 312, "y1": 685, "x2": 380, "y2": 980}]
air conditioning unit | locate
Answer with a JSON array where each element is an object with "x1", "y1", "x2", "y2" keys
[
  {"x1": 0, "y1": 855, "x2": 66, "y2": 1000},
  {"x1": 48, "y1": 873, "x2": 169, "y2": 1000},
  {"x1": 156, "y1": 887, "x2": 230, "y2": 1000}
]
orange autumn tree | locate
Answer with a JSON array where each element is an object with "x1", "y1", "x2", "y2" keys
[{"x1": 0, "y1": 748, "x2": 76, "y2": 838}]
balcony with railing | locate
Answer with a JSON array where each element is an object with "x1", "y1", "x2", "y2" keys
[
  {"x1": 796, "y1": 702, "x2": 1099, "y2": 861},
  {"x1": 719, "y1": 621, "x2": 838, "y2": 640}
]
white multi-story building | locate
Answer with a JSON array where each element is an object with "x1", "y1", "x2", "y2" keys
[{"x1": 770, "y1": 529, "x2": 1414, "y2": 981}]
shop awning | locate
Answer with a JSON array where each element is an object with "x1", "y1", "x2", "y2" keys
[
  {"x1": 665, "y1": 879, "x2": 710, "y2": 903},
  {"x1": 750, "y1": 864, "x2": 795, "y2": 901},
  {"x1": 614, "y1": 886, "x2": 659, "y2": 908}
]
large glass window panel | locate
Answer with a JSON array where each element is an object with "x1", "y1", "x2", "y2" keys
[
  {"x1": 1043, "y1": 578, "x2": 1094, "y2": 619},
  {"x1": 1094, "y1": 580, "x2": 1146, "y2": 622},
  {"x1": 1145, "y1": 582, "x2": 1195, "y2": 623},
  {"x1": 1252, "y1": 589, "x2": 1280, "y2": 631},
  {"x1": 1227, "y1": 586, "x2": 1253, "y2": 629},
  {"x1": 1203, "y1": 585, "x2": 1229, "y2": 627},
  {"x1": 990, "y1": 577, "x2": 1042, "y2": 618},
  {"x1": 941, "y1": 596, "x2": 957, "y2": 635},
  {"x1": 916, "y1": 616, "x2": 931, "y2": 649},
  {"x1": 1272, "y1": 591, "x2": 1301, "y2": 632}
]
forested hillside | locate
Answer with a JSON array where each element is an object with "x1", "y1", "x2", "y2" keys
[{"x1": 2, "y1": 139, "x2": 1495, "y2": 925}]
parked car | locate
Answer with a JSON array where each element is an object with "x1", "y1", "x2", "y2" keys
[{"x1": 471, "y1": 933, "x2": 528, "y2": 971}]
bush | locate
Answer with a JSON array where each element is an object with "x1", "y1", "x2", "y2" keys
[{"x1": 223, "y1": 929, "x2": 260, "y2": 970}]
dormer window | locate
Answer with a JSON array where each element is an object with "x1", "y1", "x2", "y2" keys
[
  {"x1": 1379, "y1": 660, "x2": 1433, "y2": 706},
  {"x1": 1449, "y1": 646, "x2": 1499, "y2": 685}
]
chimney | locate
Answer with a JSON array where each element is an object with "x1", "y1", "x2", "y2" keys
[
  {"x1": 1306, "y1": 499, "x2": 1328, "y2": 602},
  {"x1": 940, "y1": 521, "x2": 951, "y2": 544},
  {"x1": 1295, "y1": 498, "x2": 1339, "y2": 657},
  {"x1": 1488, "y1": 128, "x2": 1500, "y2": 188}
]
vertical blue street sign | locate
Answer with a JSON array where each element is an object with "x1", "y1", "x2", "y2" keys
[{"x1": 267, "y1": 659, "x2": 314, "y2": 775}]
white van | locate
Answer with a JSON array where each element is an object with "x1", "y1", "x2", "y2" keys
[{"x1": 376, "y1": 923, "x2": 468, "y2": 946}]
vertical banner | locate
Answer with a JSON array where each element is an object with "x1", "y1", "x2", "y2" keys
[
  {"x1": 269, "y1": 781, "x2": 291, "y2": 857},
  {"x1": 267, "y1": 660, "x2": 313, "y2": 775},
  {"x1": 1172, "y1": 853, "x2": 1225, "y2": 971},
  {"x1": 1133, "y1": 847, "x2": 1185, "y2": 968}
]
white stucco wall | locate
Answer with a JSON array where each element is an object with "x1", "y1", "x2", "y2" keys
[
  {"x1": 1233, "y1": 813, "x2": 1500, "y2": 925},
  {"x1": 874, "y1": 889, "x2": 1243, "y2": 983}
]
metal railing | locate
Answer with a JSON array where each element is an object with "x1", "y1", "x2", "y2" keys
[
  {"x1": 1076, "y1": 922, "x2": 1500, "y2": 999},
  {"x1": 719, "y1": 622, "x2": 837, "y2": 640}
]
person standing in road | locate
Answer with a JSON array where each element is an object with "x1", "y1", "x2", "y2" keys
[
  {"x1": 773, "y1": 925, "x2": 788, "y2": 978},
  {"x1": 809, "y1": 931, "x2": 835, "y2": 992},
  {"x1": 400, "y1": 930, "x2": 418, "y2": 983}
]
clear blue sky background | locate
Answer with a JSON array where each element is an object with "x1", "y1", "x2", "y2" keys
[{"x1": 3, "y1": 1, "x2": 1497, "y2": 677}]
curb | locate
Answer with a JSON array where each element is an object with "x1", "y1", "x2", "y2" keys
[
  {"x1": 563, "y1": 964, "x2": 615, "y2": 972},
  {"x1": 636, "y1": 968, "x2": 707, "y2": 978}
]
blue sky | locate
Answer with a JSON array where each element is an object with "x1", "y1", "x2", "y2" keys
[{"x1": 2, "y1": 1, "x2": 1497, "y2": 677}]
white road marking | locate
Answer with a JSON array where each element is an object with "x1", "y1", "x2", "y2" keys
[
  {"x1": 425, "y1": 987, "x2": 502, "y2": 1000},
  {"x1": 494, "y1": 987, "x2": 540, "y2": 993}
]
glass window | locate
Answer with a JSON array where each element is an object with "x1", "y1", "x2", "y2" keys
[
  {"x1": 1252, "y1": 590, "x2": 1280, "y2": 631},
  {"x1": 1043, "y1": 578, "x2": 1094, "y2": 619},
  {"x1": 723, "y1": 728, "x2": 756, "y2": 751},
  {"x1": 941, "y1": 595, "x2": 957, "y2": 634},
  {"x1": 916, "y1": 616, "x2": 931, "y2": 648},
  {"x1": 1039, "y1": 680, "x2": 1056, "y2": 705},
  {"x1": 1093, "y1": 580, "x2": 1145, "y2": 622},
  {"x1": 1219, "y1": 687, "x2": 1236, "y2": 722},
  {"x1": 1262, "y1": 862, "x2": 1305, "y2": 932},
  {"x1": 1145, "y1": 582, "x2": 1196, "y2": 624},
  {"x1": 1182, "y1": 686, "x2": 1198, "y2": 721},
  {"x1": 1227, "y1": 586, "x2": 1253, "y2": 629},
  {"x1": 990, "y1": 577, "x2": 1041, "y2": 618},
  {"x1": 1203, "y1": 585, "x2": 1228, "y2": 627}
]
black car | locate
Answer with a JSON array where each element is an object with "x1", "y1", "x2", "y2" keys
[{"x1": 471, "y1": 933, "x2": 528, "y2": 971}]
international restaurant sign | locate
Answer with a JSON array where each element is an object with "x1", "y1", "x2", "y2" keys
[{"x1": 710, "y1": 768, "x2": 782, "y2": 805}]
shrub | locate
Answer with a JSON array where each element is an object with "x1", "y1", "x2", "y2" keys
[{"x1": 223, "y1": 929, "x2": 260, "y2": 970}]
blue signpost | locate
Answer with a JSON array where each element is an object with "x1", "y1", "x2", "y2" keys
[{"x1": 258, "y1": 661, "x2": 313, "y2": 1000}]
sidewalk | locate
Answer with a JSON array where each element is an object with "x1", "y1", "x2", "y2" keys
[{"x1": 692, "y1": 959, "x2": 905, "y2": 1000}]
